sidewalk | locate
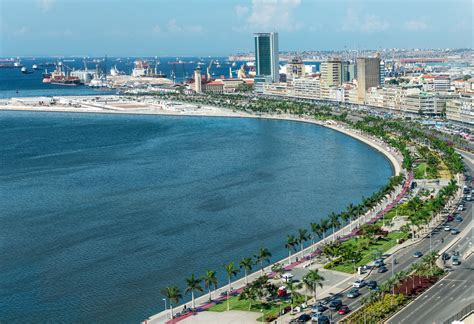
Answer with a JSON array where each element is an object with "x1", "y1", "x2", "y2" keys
[{"x1": 146, "y1": 171, "x2": 413, "y2": 324}]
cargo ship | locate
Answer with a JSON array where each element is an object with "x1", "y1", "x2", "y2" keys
[
  {"x1": 0, "y1": 59, "x2": 23, "y2": 68},
  {"x1": 43, "y1": 62, "x2": 82, "y2": 86}
]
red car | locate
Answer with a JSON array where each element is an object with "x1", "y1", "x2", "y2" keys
[{"x1": 338, "y1": 305, "x2": 350, "y2": 315}]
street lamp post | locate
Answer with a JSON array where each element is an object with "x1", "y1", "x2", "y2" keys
[
  {"x1": 391, "y1": 256, "x2": 394, "y2": 277},
  {"x1": 163, "y1": 298, "x2": 168, "y2": 319}
]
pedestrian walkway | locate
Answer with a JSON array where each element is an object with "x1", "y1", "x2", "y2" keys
[{"x1": 152, "y1": 172, "x2": 414, "y2": 324}]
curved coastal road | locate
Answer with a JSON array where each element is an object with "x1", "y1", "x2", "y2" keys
[
  {"x1": 328, "y1": 151, "x2": 474, "y2": 323},
  {"x1": 386, "y1": 151, "x2": 474, "y2": 324}
]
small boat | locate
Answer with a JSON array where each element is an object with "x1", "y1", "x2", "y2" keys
[
  {"x1": 32, "y1": 64, "x2": 38, "y2": 70},
  {"x1": 21, "y1": 66, "x2": 33, "y2": 74}
]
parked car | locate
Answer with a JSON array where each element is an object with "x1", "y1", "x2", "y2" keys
[
  {"x1": 457, "y1": 205, "x2": 464, "y2": 211},
  {"x1": 442, "y1": 253, "x2": 451, "y2": 261},
  {"x1": 282, "y1": 272, "x2": 294, "y2": 282},
  {"x1": 374, "y1": 259, "x2": 385, "y2": 268},
  {"x1": 447, "y1": 215, "x2": 454, "y2": 222},
  {"x1": 367, "y1": 280, "x2": 378, "y2": 290},
  {"x1": 413, "y1": 251, "x2": 423, "y2": 258},
  {"x1": 444, "y1": 225, "x2": 451, "y2": 231},
  {"x1": 338, "y1": 305, "x2": 350, "y2": 315},
  {"x1": 311, "y1": 304, "x2": 327, "y2": 314},
  {"x1": 451, "y1": 228, "x2": 460, "y2": 235},
  {"x1": 296, "y1": 313, "x2": 311, "y2": 322},
  {"x1": 328, "y1": 299, "x2": 342, "y2": 310},
  {"x1": 311, "y1": 314, "x2": 330, "y2": 324},
  {"x1": 347, "y1": 288, "x2": 360, "y2": 298},
  {"x1": 452, "y1": 256, "x2": 461, "y2": 266},
  {"x1": 378, "y1": 266, "x2": 388, "y2": 273},
  {"x1": 455, "y1": 216, "x2": 463, "y2": 222},
  {"x1": 352, "y1": 279, "x2": 366, "y2": 288}
]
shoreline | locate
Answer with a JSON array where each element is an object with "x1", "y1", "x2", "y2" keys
[
  {"x1": 0, "y1": 102, "x2": 401, "y2": 176},
  {"x1": 1, "y1": 100, "x2": 403, "y2": 324}
]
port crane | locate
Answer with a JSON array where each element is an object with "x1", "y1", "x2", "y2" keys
[
  {"x1": 206, "y1": 59, "x2": 214, "y2": 80},
  {"x1": 168, "y1": 59, "x2": 187, "y2": 83}
]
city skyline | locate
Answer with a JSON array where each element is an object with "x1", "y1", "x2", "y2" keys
[{"x1": 0, "y1": 0, "x2": 472, "y2": 57}]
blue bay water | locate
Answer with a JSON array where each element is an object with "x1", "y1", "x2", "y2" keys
[
  {"x1": 0, "y1": 111, "x2": 391, "y2": 323},
  {"x1": 0, "y1": 57, "x2": 320, "y2": 99}
]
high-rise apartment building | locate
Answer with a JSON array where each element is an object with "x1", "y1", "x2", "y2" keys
[
  {"x1": 286, "y1": 57, "x2": 305, "y2": 80},
  {"x1": 320, "y1": 59, "x2": 342, "y2": 86},
  {"x1": 341, "y1": 61, "x2": 356, "y2": 83},
  {"x1": 356, "y1": 57, "x2": 381, "y2": 103},
  {"x1": 254, "y1": 32, "x2": 279, "y2": 83}
]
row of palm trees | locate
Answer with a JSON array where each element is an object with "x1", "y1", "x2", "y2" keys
[
  {"x1": 161, "y1": 247, "x2": 273, "y2": 317},
  {"x1": 283, "y1": 175, "x2": 404, "y2": 265}
]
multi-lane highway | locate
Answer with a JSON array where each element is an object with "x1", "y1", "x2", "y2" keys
[
  {"x1": 328, "y1": 201, "x2": 472, "y2": 322},
  {"x1": 387, "y1": 151, "x2": 474, "y2": 324},
  {"x1": 388, "y1": 238, "x2": 473, "y2": 323},
  {"x1": 326, "y1": 152, "x2": 474, "y2": 323}
]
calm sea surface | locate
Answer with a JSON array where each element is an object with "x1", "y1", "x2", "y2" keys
[
  {"x1": 0, "y1": 57, "x2": 320, "y2": 98},
  {"x1": 0, "y1": 111, "x2": 391, "y2": 323}
]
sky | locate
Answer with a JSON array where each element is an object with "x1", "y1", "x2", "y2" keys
[{"x1": 0, "y1": 0, "x2": 472, "y2": 57}]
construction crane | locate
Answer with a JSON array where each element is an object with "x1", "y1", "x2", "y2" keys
[{"x1": 206, "y1": 59, "x2": 214, "y2": 80}]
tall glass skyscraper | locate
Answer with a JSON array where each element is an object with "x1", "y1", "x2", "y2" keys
[{"x1": 254, "y1": 32, "x2": 279, "y2": 83}]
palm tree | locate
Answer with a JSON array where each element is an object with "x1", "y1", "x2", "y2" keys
[
  {"x1": 340, "y1": 211, "x2": 350, "y2": 227},
  {"x1": 285, "y1": 234, "x2": 297, "y2": 264},
  {"x1": 239, "y1": 285, "x2": 258, "y2": 311},
  {"x1": 347, "y1": 203, "x2": 358, "y2": 229},
  {"x1": 202, "y1": 270, "x2": 218, "y2": 301},
  {"x1": 320, "y1": 218, "x2": 330, "y2": 240},
  {"x1": 185, "y1": 274, "x2": 203, "y2": 309},
  {"x1": 162, "y1": 286, "x2": 182, "y2": 318},
  {"x1": 271, "y1": 262, "x2": 284, "y2": 278},
  {"x1": 286, "y1": 280, "x2": 303, "y2": 312},
  {"x1": 328, "y1": 212, "x2": 341, "y2": 242},
  {"x1": 223, "y1": 262, "x2": 239, "y2": 311},
  {"x1": 302, "y1": 269, "x2": 325, "y2": 302},
  {"x1": 297, "y1": 228, "x2": 310, "y2": 256},
  {"x1": 254, "y1": 247, "x2": 272, "y2": 273},
  {"x1": 310, "y1": 222, "x2": 323, "y2": 242},
  {"x1": 239, "y1": 257, "x2": 253, "y2": 285}
]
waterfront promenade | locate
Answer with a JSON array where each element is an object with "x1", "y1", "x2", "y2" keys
[
  {"x1": 0, "y1": 96, "x2": 407, "y2": 323},
  {"x1": 146, "y1": 170, "x2": 411, "y2": 324}
]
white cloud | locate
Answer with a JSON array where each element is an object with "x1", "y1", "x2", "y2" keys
[
  {"x1": 13, "y1": 26, "x2": 30, "y2": 36},
  {"x1": 167, "y1": 19, "x2": 181, "y2": 33},
  {"x1": 38, "y1": 0, "x2": 55, "y2": 13},
  {"x1": 234, "y1": 5, "x2": 249, "y2": 18},
  {"x1": 341, "y1": 9, "x2": 389, "y2": 33},
  {"x1": 404, "y1": 19, "x2": 429, "y2": 31},
  {"x1": 235, "y1": 0, "x2": 303, "y2": 32},
  {"x1": 151, "y1": 20, "x2": 204, "y2": 35}
]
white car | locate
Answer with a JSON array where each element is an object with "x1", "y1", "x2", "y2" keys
[
  {"x1": 282, "y1": 272, "x2": 294, "y2": 282},
  {"x1": 444, "y1": 225, "x2": 451, "y2": 231},
  {"x1": 353, "y1": 279, "x2": 366, "y2": 288},
  {"x1": 458, "y1": 205, "x2": 464, "y2": 211}
]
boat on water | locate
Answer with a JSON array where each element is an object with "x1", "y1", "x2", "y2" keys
[
  {"x1": 42, "y1": 70, "x2": 52, "y2": 83},
  {"x1": 32, "y1": 64, "x2": 39, "y2": 70},
  {"x1": 21, "y1": 66, "x2": 33, "y2": 74},
  {"x1": 0, "y1": 59, "x2": 23, "y2": 68},
  {"x1": 89, "y1": 77, "x2": 108, "y2": 88},
  {"x1": 110, "y1": 65, "x2": 124, "y2": 76},
  {"x1": 44, "y1": 63, "x2": 82, "y2": 86}
]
